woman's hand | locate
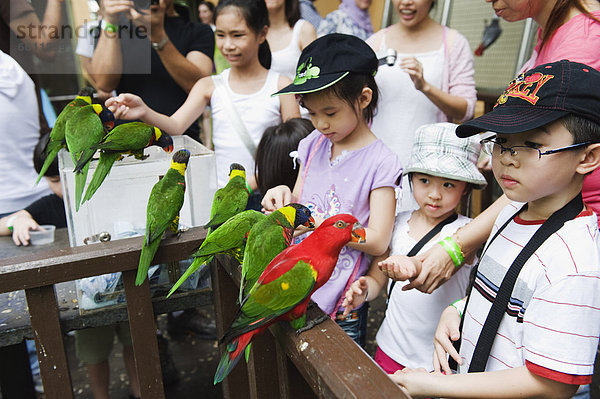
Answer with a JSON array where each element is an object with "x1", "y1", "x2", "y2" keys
[
  {"x1": 11, "y1": 213, "x2": 40, "y2": 246},
  {"x1": 433, "y1": 305, "x2": 462, "y2": 374},
  {"x1": 342, "y1": 276, "x2": 369, "y2": 317},
  {"x1": 402, "y1": 243, "x2": 455, "y2": 293},
  {"x1": 105, "y1": 93, "x2": 148, "y2": 120},
  {"x1": 400, "y1": 56, "x2": 428, "y2": 92},
  {"x1": 261, "y1": 185, "x2": 293, "y2": 214}
]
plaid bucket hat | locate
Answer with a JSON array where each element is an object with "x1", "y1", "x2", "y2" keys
[
  {"x1": 273, "y1": 33, "x2": 378, "y2": 96},
  {"x1": 456, "y1": 60, "x2": 600, "y2": 137},
  {"x1": 405, "y1": 123, "x2": 487, "y2": 189}
]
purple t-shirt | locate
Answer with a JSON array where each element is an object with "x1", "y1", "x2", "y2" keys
[{"x1": 296, "y1": 130, "x2": 403, "y2": 314}]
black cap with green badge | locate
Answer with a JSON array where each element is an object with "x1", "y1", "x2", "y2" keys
[{"x1": 273, "y1": 33, "x2": 379, "y2": 96}]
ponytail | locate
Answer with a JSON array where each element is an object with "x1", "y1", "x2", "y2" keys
[{"x1": 259, "y1": 40, "x2": 272, "y2": 69}]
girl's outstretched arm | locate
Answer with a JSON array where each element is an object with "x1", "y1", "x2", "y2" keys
[
  {"x1": 105, "y1": 76, "x2": 214, "y2": 135},
  {"x1": 348, "y1": 186, "x2": 396, "y2": 256},
  {"x1": 261, "y1": 165, "x2": 303, "y2": 212},
  {"x1": 277, "y1": 76, "x2": 301, "y2": 120}
]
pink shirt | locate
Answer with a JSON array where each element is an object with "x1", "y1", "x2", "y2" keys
[{"x1": 521, "y1": 10, "x2": 600, "y2": 224}]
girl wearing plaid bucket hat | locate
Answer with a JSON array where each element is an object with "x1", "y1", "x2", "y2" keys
[{"x1": 342, "y1": 122, "x2": 486, "y2": 373}]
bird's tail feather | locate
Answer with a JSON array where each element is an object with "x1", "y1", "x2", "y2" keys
[
  {"x1": 213, "y1": 332, "x2": 254, "y2": 385},
  {"x1": 82, "y1": 152, "x2": 119, "y2": 204},
  {"x1": 136, "y1": 237, "x2": 161, "y2": 286},
  {"x1": 35, "y1": 147, "x2": 60, "y2": 185},
  {"x1": 75, "y1": 162, "x2": 89, "y2": 212},
  {"x1": 167, "y1": 255, "x2": 212, "y2": 297}
]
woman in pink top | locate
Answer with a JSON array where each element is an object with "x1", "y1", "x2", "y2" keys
[{"x1": 401, "y1": 1, "x2": 600, "y2": 293}]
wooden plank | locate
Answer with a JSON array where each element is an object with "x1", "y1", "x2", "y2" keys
[
  {"x1": 275, "y1": 343, "x2": 316, "y2": 399},
  {"x1": 26, "y1": 285, "x2": 73, "y2": 399},
  {"x1": 0, "y1": 226, "x2": 206, "y2": 293},
  {"x1": 210, "y1": 258, "x2": 249, "y2": 399},
  {"x1": 122, "y1": 271, "x2": 165, "y2": 399},
  {"x1": 247, "y1": 331, "x2": 281, "y2": 399}
]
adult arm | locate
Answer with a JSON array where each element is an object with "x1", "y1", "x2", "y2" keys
[
  {"x1": 443, "y1": 30, "x2": 477, "y2": 122},
  {"x1": 144, "y1": 2, "x2": 214, "y2": 93},
  {"x1": 390, "y1": 366, "x2": 579, "y2": 399},
  {"x1": 8, "y1": 0, "x2": 64, "y2": 60},
  {"x1": 86, "y1": 0, "x2": 130, "y2": 91},
  {"x1": 298, "y1": 19, "x2": 316, "y2": 50},
  {"x1": 277, "y1": 75, "x2": 301, "y2": 120},
  {"x1": 405, "y1": 194, "x2": 511, "y2": 293}
]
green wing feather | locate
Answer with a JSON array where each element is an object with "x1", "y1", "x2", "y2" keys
[
  {"x1": 222, "y1": 260, "x2": 316, "y2": 342},
  {"x1": 204, "y1": 176, "x2": 249, "y2": 231},
  {"x1": 240, "y1": 212, "x2": 294, "y2": 301},
  {"x1": 168, "y1": 210, "x2": 265, "y2": 297},
  {"x1": 35, "y1": 96, "x2": 91, "y2": 184},
  {"x1": 136, "y1": 169, "x2": 186, "y2": 286},
  {"x1": 81, "y1": 151, "x2": 120, "y2": 204}
]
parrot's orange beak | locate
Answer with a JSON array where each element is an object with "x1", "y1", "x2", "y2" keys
[
  {"x1": 304, "y1": 216, "x2": 316, "y2": 229},
  {"x1": 351, "y1": 222, "x2": 366, "y2": 243},
  {"x1": 164, "y1": 144, "x2": 174, "y2": 153}
]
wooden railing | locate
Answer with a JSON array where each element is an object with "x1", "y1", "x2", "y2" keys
[{"x1": 0, "y1": 226, "x2": 408, "y2": 398}]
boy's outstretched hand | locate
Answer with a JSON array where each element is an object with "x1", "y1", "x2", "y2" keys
[
  {"x1": 342, "y1": 276, "x2": 369, "y2": 317},
  {"x1": 378, "y1": 255, "x2": 420, "y2": 282},
  {"x1": 105, "y1": 93, "x2": 147, "y2": 121},
  {"x1": 433, "y1": 304, "x2": 462, "y2": 374}
]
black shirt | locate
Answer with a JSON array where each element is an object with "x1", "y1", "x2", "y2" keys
[{"x1": 25, "y1": 194, "x2": 67, "y2": 228}]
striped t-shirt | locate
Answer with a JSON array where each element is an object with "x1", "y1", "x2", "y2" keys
[{"x1": 459, "y1": 202, "x2": 600, "y2": 384}]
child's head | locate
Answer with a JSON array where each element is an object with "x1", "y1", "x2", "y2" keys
[
  {"x1": 215, "y1": 0, "x2": 271, "y2": 69},
  {"x1": 34, "y1": 133, "x2": 62, "y2": 198},
  {"x1": 406, "y1": 123, "x2": 487, "y2": 218},
  {"x1": 457, "y1": 60, "x2": 600, "y2": 206},
  {"x1": 255, "y1": 118, "x2": 314, "y2": 194},
  {"x1": 274, "y1": 33, "x2": 379, "y2": 133}
]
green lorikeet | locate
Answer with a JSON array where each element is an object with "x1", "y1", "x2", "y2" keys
[
  {"x1": 35, "y1": 87, "x2": 95, "y2": 184},
  {"x1": 167, "y1": 209, "x2": 266, "y2": 298},
  {"x1": 64, "y1": 103, "x2": 112, "y2": 211},
  {"x1": 239, "y1": 203, "x2": 315, "y2": 302},
  {"x1": 79, "y1": 122, "x2": 174, "y2": 204},
  {"x1": 136, "y1": 149, "x2": 191, "y2": 286},
  {"x1": 213, "y1": 214, "x2": 366, "y2": 384},
  {"x1": 204, "y1": 163, "x2": 249, "y2": 233}
]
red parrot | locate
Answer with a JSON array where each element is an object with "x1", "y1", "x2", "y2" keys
[{"x1": 214, "y1": 214, "x2": 366, "y2": 384}]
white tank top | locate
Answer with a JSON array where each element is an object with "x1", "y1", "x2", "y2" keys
[
  {"x1": 371, "y1": 32, "x2": 444, "y2": 212},
  {"x1": 210, "y1": 69, "x2": 282, "y2": 187},
  {"x1": 270, "y1": 20, "x2": 306, "y2": 80}
]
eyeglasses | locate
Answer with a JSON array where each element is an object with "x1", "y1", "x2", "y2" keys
[{"x1": 480, "y1": 137, "x2": 591, "y2": 160}]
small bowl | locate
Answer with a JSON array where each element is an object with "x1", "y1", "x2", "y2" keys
[{"x1": 29, "y1": 225, "x2": 56, "y2": 246}]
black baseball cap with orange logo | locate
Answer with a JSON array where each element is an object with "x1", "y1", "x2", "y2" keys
[{"x1": 456, "y1": 60, "x2": 600, "y2": 137}]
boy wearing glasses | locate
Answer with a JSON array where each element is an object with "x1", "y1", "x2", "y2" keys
[{"x1": 390, "y1": 60, "x2": 600, "y2": 398}]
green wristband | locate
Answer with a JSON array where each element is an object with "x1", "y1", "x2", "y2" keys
[
  {"x1": 101, "y1": 20, "x2": 119, "y2": 34},
  {"x1": 451, "y1": 298, "x2": 465, "y2": 318},
  {"x1": 439, "y1": 236, "x2": 465, "y2": 268},
  {"x1": 245, "y1": 180, "x2": 253, "y2": 195}
]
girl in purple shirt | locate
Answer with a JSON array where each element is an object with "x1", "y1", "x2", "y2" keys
[{"x1": 264, "y1": 34, "x2": 403, "y2": 346}]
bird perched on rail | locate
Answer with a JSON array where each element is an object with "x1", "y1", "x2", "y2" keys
[
  {"x1": 214, "y1": 214, "x2": 365, "y2": 384},
  {"x1": 136, "y1": 149, "x2": 191, "y2": 286},
  {"x1": 204, "y1": 163, "x2": 250, "y2": 234},
  {"x1": 64, "y1": 103, "x2": 114, "y2": 211},
  {"x1": 239, "y1": 203, "x2": 315, "y2": 302},
  {"x1": 35, "y1": 87, "x2": 96, "y2": 184},
  {"x1": 78, "y1": 122, "x2": 174, "y2": 204}
]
